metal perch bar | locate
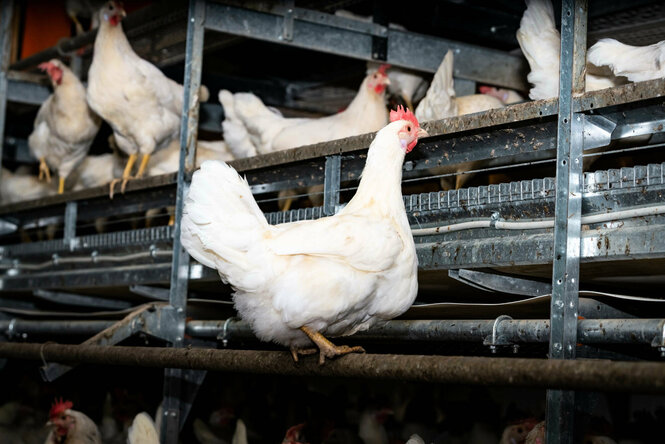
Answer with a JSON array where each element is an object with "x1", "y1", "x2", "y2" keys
[
  {"x1": 0, "y1": 342, "x2": 664, "y2": 393},
  {"x1": 2, "y1": 318, "x2": 663, "y2": 346}
]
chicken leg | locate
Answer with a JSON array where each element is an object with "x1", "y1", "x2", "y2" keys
[
  {"x1": 58, "y1": 177, "x2": 65, "y2": 194},
  {"x1": 109, "y1": 153, "x2": 137, "y2": 199},
  {"x1": 136, "y1": 153, "x2": 151, "y2": 178},
  {"x1": 298, "y1": 325, "x2": 365, "y2": 365},
  {"x1": 38, "y1": 157, "x2": 51, "y2": 182}
]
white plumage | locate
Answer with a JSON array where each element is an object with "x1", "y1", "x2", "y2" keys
[
  {"x1": 127, "y1": 412, "x2": 159, "y2": 444},
  {"x1": 29, "y1": 59, "x2": 101, "y2": 194},
  {"x1": 415, "y1": 50, "x2": 504, "y2": 122},
  {"x1": 182, "y1": 117, "x2": 424, "y2": 361},
  {"x1": 0, "y1": 169, "x2": 55, "y2": 204},
  {"x1": 588, "y1": 38, "x2": 665, "y2": 83},
  {"x1": 516, "y1": 0, "x2": 621, "y2": 100},
  {"x1": 86, "y1": 1, "x2": 208, "y2": 191}
]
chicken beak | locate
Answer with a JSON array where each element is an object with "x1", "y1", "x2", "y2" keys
[
  {"x1": 46, "y1": 420, "x2": 52, "y2": 427},
  {"x1": 120, "y1": 9, "x2": 127, "y2": 18},
  {"x1": 383, "y1": 77, "x2": 391, "y2": 85},
  {"x1": 417, "y1": 127, "x2": 429, "y2": 138}
]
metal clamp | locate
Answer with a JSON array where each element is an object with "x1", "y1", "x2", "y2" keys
[
  {"x1": 217, "y1": 318, "x2": 237, "y2": 348},
  {"x1": 483, "y1": 315, "x2": 519, "y2": 354},
  {"x1": 650, "y1": 320, "x2": 665, "y2": 358}
]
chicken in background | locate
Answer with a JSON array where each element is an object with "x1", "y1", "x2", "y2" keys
[
  {"x1": 181, "y1": 108, "x2": 426, "y2": 363},
  {"x1": 28, "y1": 59, "x2": 101, "y2": 194},
  {"x1": 587, "y1": 38, "x2": 665, "y2": 83},
  {"x1": 0, "y1": 168, "x2": 56, "y2": 204},
  {"x1": 44, "y1": 399, "x2": 101, "y2": 444},
  {"x1": 283, "y1": 423, "x2": 308, "y2": 444},
  {"x1": 358, "y1": 409, "x2": 392, "y2": 444},
  {"x1": 415, "y1": 50, "x2": 503, "y2": 189},
  {"x1": 127, "y1": 412, "x2": 159, "y2": 444},
  {"x1": 222, "y1": 65, "x2": 389, "y2": 156},
  {"x1": 221, "y1": 65, "x2": 390, "y2": 210},
  {"x1": 193, "y1": 417, "x2": 248, "y2": 444},
  {"x1": 87, "y1": 1, "x2": 209, "y2": 198},
  {"x1": 479, "y1": 86, "x2": 525, "y2": 105},
  {"x1": 65, "y1": 0, "x2": 106, "y2": 35},
  {"x1": 516, "y1": 0, "x2": 621, "y2": 100},
  {"x1": 334, "y1": 10, "x2": 429, "y2": 110},
  {"x1": 500, "y1": 418, "x2": 539, "y2": 444},
  {"x1": 405, "y1": 434, "x2": 425, "y2": 444},
  {"x1": 146, "y1": 139, "x2": 235, "y2": 177},
  {"x1": 415, "y1": 50, "x2": 504, "y2": 123}
]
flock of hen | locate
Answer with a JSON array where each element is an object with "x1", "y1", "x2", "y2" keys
[{"x1": 6, "y1": 0, "x2": 665, "y2": 442}]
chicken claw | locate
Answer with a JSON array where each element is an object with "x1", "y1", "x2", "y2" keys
[
  {"x1": 300, "y1": 326, "x2": 366, "y2": 365},
  {"x1": 109, "y1": 153, "x2": 137, "y2": 199},
  {"x1": 290, "y1": 347, "x2": 318, "y2": 363},
  {"x1": 38, "y1": 158, "x2": 51, "y2": 183}
]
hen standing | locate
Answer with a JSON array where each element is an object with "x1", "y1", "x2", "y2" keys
[
  {"x1": 182, "y1": 107, "x2": 426, "y2": 363},
  {"x1": 516, "y1": 0, "x2": 620, "y2": 100},
  {"x1": 588, "y1": 38, "x2": 665, "y2": 83},
  {"x1": 87, "y1": 1, "x2": 207, "y2": 197},
  {"x1": 44, "y1": 399, "x2": 101, "y2": 444},
  {"x1": 28, "y1": 59, "x2": 101, "y2": 194}
]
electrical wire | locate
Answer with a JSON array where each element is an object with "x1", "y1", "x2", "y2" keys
[
  {"x1": 1, "y1": 250, "x2": 172, "y2": 271},
  {"x1": 411, "y1": 204, "x2": 665, "y2": 236}
]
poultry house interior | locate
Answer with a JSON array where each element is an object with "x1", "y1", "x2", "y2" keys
[{"x1": 1, "y1": 0, "x2": 665, "y2": 443}]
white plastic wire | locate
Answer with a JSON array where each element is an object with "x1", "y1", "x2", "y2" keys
[{"x1": 411, "y1": 204, "x2": 665, "y2": 236}]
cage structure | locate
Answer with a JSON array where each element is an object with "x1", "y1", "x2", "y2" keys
[{"x1": 1, "y1": 0, "x2": 665, "y2": 443}]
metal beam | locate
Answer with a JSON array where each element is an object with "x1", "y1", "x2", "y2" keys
[
  {"x1": 0, "y1": 0, "x2": 15, "y2": 187},
  {"x1": 547, "y1": 1, "x2": 588, "y2": 442},
  {"x1": 204, "y1": 2, "x2": 528, "y2": 90},
  {"x1": 1, "y1": 342, "x2": 665, "y2": 393}
]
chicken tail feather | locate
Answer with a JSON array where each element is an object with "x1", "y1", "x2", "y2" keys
[{"x1": 181, "y1": 160, "x2": 269, "y2": 289}]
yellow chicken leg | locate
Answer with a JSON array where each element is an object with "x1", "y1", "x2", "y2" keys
[
  {"x1": 136, "y1": 153, "x2": 151, "y2": 178},
  {"x1": 299, "y1": 325, "x2": 365, "y2": 365},
  {"x1": 38, "y1": 158, "x2": 51, "y2": 183},
  {"x1": 109, "y1": 153, "x2": 137, "y2": 199},
  {"x1": 58, "y1": 177, "x2": 65, "y2": 194}
]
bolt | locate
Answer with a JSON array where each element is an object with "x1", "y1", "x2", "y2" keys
[
  {"x1": 489, "y1": 345, "x2": 497, "y2": 354},
  {"x1": 660, "y1": 346, "x2": 665, "y2": 358},
  {"x1": 512, "y1": 344, "x2": 519, "y2": 354},
  {"x1": 555, "y1": 300, "x2": 564, "y2": 309},
  {"x1": 553, "y1": 342, "x2": 562, "y2": 352}
]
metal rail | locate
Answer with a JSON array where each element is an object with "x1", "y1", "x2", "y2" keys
[{"x1": 1, "y1": 342, "x2": 664, "y2": 393}]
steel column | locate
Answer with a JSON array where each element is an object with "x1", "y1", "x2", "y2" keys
[
  {"x1": 161, "y1": 0, "x2": 205, "y2": 441},
  {"x1": 0, "y1": 0, "x2": 15, "y2": 186},
  {"x1": 547, "y1": 0, "x2": 588, "y2": 442}
]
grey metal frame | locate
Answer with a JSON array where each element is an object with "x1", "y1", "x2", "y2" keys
[{"x1": 0, "y1": 1, "x2": 665, "y2": 443}]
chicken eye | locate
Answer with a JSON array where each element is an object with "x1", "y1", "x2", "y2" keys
[
  {"x1": 517, "y1": 427, "x2": 523, "y2": 433},
  {"x1": 407, "y1": 126, "x2": 411, "y2": 132}
]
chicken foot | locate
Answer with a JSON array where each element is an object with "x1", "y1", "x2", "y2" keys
[
  {"x1": 38, "y1": 157, "x2": 51, "y2": 182},
  {"x1": 109, "y1": 153, "x2": 137, "y2": 199},
  {"x1": 299, "y1": 326, "x2": 365, "y2": 365}
]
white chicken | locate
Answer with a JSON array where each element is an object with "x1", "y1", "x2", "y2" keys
[
  {"x1": 127, "y1": 412, "x2": 159, "y2": 444},
  {"x1": 86, "y1": 1, "x2": 208, "y2": 197},
  {"x1": 478, "y1": 86, "x2": 525, "y2": 105},
  {"x1": 516, "y1": 0, "x2": 620, "y2": 100},
  {"x1": 222, "y1": 65, "x2": 390, "y2": 156},
  {"x1": 44, "y1": 399, "x2": 101, "y2": 444},
  {"x1": 587, "y1": 38, "x2": 665, "y2": 83},
  {"x1": 28, "y1": 59, "x2": 101, "y2": 194},
  {"x1": 181, "y1": 107, "x2": 426, "y2": 363},
  {"x1": 0, "y1": 168, "x2": 56, "y2": 204},
  {"x1": 415, "y1": 50, "x2": 503, "y2": 190},
  {"x1": 147, "y1": 139, "x2": 235, "y2": 177},
  {"x1": 334, "y1": 9, "x2": 428, "y2": 109},
  {"x1": 415, "y1": 50, "x2": 504, "y2": 123}
]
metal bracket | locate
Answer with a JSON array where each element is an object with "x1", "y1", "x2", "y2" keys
[
  {"x1": 281, "y1": 0, "x2": 294, "y2": 42},
  {"x1": 483, "y1": 315, "x2": 518, "y2": 354},
  {"x1": 370, "y1": 1, "x2": 387, "y2": 60},
  {"x1": 39, "y1": 303, "x2": 160, "y2": 381},
  {"x1": 323, "y1": 155, "x2": 342, "y2": 216},
  {"x1": 650, "y1": 320, "x2": 665, "y2": 358},
  {"x1": 449, "y1": 269, "x2": 552, "y2": 297},
  {"x1": 583, "y1": 114, "x2": 616, "y2": 150},
  {"x1": 63, "y1": 201, "x2": 78, "y2": 252}
]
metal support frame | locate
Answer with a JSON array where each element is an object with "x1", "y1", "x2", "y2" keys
[
  {"x1": 161, "y1": 0, "x2": 205, "y2": 441},
  {"x1": 547, "y1": 0, "x2": 588, "y2": 442},
  {"x1": 323, "y1": 155, "x2": 341, "y2": 216},
  {"x1": 0, "y1": 0, "x2": 14, "y2": 186}
]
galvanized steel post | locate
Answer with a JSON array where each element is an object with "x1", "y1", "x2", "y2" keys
[
  {"x1": 161, "y1": 0, "x2": 206, "y2": 442},
  {"x1": 547, "y1": 0, "x2": 587, "y2": 442},
  {"x1": 0, "y1": 0, "x2": 15, "y2": 186}
]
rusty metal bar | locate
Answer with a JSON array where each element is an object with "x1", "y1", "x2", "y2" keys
[{"x1": 0, "y1": 342, "x2": 664, "y2": 393}]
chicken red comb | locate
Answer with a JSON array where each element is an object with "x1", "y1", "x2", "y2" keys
[
  {"x1": 377, "y1": 64, "x2": 390, "y2": 76},
  {"x1": 478, "y1": 85, "x2": 493, "y2": 94},
  {"x1": 50, "y1": 398, "x2": 73, "y2": 419},
  {"x1": 390, "y1": 105, "x2": 419, "y2": 128}
]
